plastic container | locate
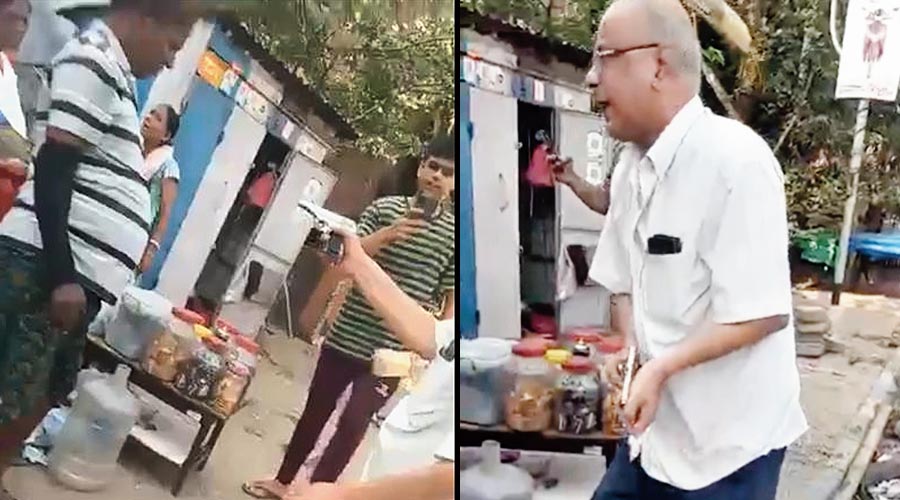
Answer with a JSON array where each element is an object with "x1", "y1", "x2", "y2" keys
[
  {"x1": 230, "y1": 334, "x2": 260, "y2": 374},
  {"x1": 555, "y1": 357, "x2": 601, "y2": 434},
  {"x1": 144, "y1": 319, "x2": 201, "y2": 382},
  {"x1": 460, "y1": 441, "x2": 533, "y2": 500},
  {"x1": 173, "y1": 343, "x2": 225, "y2": 401},
  {"x1": 214, "y1": 362, "x2": 251, "y2": 415},
  {"x1": 504, "y1": 339, "x2": 554, "y2": 432},
  {"x1": 105, "y1": 287, "x2": 172, "y2": 360},
  {"x1": 460, "y1": 338, "x2": 513, "y2": 426},
  {"x1": 49, "y1": 365, "x2": 139, "y2": 492}
]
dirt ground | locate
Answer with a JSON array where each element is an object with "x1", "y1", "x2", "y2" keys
[
  {"x1": 3, "y1": 334, "x2": 375, "y2": 500},
  {"x1": 778, "y1": 291, "x2": 900, "y2": 500}
]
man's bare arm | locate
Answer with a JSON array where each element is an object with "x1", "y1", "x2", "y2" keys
[
  {"x1": 553, "y1": 157, "x2": 611, "y2": 214},
  {"x1": 344, "y1": 242, "x2": 438, "y2": 359},
  {"x1": 609, "y1": 293, "x2": 635, "y2": 344},
  {"x1": 657, "y1": 315, "x2": 789, "y2": 378},
  {"x1": 566, "y1": 175, "x2": 611, "y2": 214},
  {"x1": 342, "y1": 463, "x2": 454, "y2": 500}
]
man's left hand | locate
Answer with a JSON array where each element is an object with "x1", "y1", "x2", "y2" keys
[
  {"x1": 623, "y1": 357, "x2": 671, "y2": 434},
  {"x1": 139, "y1": 245, "x2": 156, "y2": 273},
  {"x1": 284, "y1": 483, "x2": 348, "y2": 500}
]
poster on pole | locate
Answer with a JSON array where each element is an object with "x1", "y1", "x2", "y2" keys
[{"x1": 835, "y1": 0, "x2": 900, "y2": 101}]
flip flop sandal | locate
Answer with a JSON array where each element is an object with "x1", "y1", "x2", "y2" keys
[{"x1": 242, "y1": 481, "x2": 282, "y2": 499}]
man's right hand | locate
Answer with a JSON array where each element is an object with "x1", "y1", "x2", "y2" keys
[
  {"x1": 49, "y1": 283, "x2": 87, "y2": 332},
  {"x1": 384, "y1": 215, "x2": 427, "y2": 242},
  {"x1": 550, "y1": 155, "x2": 578, "y2": 186}
]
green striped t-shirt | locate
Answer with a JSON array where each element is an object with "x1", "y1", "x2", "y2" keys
[{"x1": 326, "y1": 196, "x2": 455, "y2": 361}]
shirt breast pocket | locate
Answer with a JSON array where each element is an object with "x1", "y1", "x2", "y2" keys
[{"x1": 641, "y1": 251, "x2": 697, "y2": 323}]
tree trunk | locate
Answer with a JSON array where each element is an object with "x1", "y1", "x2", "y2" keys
[{"x1": 701, "y1": 61, "x2": 743, "y2": 121}]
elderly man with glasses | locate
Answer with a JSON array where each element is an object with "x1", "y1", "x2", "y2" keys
[{"x1": 584, "y1": 1, "x2": 807, "y2": 499}]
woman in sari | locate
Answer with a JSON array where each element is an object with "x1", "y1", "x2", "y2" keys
[{"x1": 137, "y1": 103, "x2": 181, "y2": 281}]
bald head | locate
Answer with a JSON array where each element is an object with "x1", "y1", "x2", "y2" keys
[{"x1": 604, "y1": 0, "x2": 702, "y2": 93}]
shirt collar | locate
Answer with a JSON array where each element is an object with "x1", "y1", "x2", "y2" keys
[
  {"x1": 644, "y1": 95, "x2": 706, "y2": 176},
  {"x1": 88, "y1": 18, "x2": 132, "y2": 74}
]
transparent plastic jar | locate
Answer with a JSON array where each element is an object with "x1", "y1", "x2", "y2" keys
[
  {"x1": 214, "y1": 362, "x2": 250, "y2": 415},
  {"x1": 173, "y1": 343, "x2": 225, "y2": 401},
  {"x1": 460, "y1": 338, "x2": 512, "y2": 426},
  {"x1": 555, "y1": 356, "x2": 601, "y2": 435},
  {"x1": 504, "y1": 339, "x2": 553, "y2": 432},
  {"x1": 145, "y1": 319, "x2": 201, "y2": 382},
  {"x1": 105, "y1": 287, "x2": 172, "y2": 360}
]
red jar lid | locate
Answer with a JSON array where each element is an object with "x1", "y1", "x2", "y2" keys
[
  {"x1": 512, "y1": 338, "x2": 549, "y2": 358},
  {"x1": 597, "y1": 335, "x2": 626, "y2": 354},
  {"x1": 173, "y1": 307, "x2": 206, "y2": 326},
  {"x1": 562, "y1": 356, "x2": 595, "y2": 374}
]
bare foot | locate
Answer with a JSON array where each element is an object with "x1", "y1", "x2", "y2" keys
[
  {"x1": 285, "y1": 478, "x2": 311, "y2": 497},
  {"x1": 243, "y1": 479, "x2": 289, "y2": 499}
]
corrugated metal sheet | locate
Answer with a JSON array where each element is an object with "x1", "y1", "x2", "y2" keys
[{"x1": 459, "y1": 6, "x2": 592, "y2": 68}]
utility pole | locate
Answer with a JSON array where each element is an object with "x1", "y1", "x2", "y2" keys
[{"x1": 830, "y1": 0, "x2": 872, "y2": 305}]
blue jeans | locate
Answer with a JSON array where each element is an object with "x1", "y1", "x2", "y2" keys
[{"x1": 592, "y1": 441, "x2": 786, "y2": 500}]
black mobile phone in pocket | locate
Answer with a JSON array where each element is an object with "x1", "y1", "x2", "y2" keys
[{"x1": 648, "y1": 234, "x2": 682, "y2": 255}]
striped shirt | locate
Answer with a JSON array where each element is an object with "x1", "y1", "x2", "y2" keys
[
  {"x1": 0, "y1": 19, "x2": 149, "y2": 305},
  {"x1": 326, "y1": 196, "x2": 456, "y2": 361}
]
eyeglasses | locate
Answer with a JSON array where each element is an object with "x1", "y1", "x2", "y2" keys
[
  {"x1": 590, "y1": 43, "x2": 661, "y2": 75},
  {"x1": 595, "y1": 43, "x2": 660, "y2": 59},
  {"x1": 424, "y1": 159, "x2": 455, "y2": 177}
]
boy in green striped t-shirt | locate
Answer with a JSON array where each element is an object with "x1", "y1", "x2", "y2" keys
[{"x1": 245, "y1": 136, "x2": 455, "y2": 499}]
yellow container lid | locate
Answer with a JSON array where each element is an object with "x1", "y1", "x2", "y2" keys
[
  {"x1": 545, "y1": 348, "x2": 572, "y2": 365},
  {"x1": 193, "y1": 324, "x2": 213, "y2": 340}
]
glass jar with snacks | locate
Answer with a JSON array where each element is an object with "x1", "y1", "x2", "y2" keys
[
  {"x1": 504, "y1": 339, "x2": 554, "y2": 432},
  {"x1": 555, "y1": 356, "x2": 601, "y2": 434},
  {"x1": 214, "y1": 362, "x2": 250, "y2": 415},
  {"x1": 173, "y1": 343, "x2": 224, "y2": 401}
]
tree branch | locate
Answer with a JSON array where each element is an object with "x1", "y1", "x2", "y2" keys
[
  {"x1": 774, "y1": 27, "x2": 815, "y2": 156},
  {"x1": 774, "y1": 113, "x2": 799, "y2": 155},
  {"x1": 701, "y1": 61, "x2": 742, "y2": 121}
]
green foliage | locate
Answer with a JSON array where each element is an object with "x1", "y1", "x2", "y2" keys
[
  {"x1": 227, "y1": 0, "x2": 454, "y2": 160},
  {"x1": 702, "y1": 46, "x2": 726, "y2": 67}
]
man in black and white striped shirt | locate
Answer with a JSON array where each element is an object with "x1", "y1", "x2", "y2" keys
[{"x1": 0, "y1": 0, "x2": 198, "y2": 478}]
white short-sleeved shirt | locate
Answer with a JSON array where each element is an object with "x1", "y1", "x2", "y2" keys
[
  {"x1": 589, "y1": 96, "x2": 807, "y2": 490},
  {"x1": 363, "y1": 320, "x2": 455, "y2": 479}
]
